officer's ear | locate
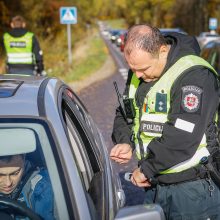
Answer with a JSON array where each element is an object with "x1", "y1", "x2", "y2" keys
[
  {"x1": 10, "y1": 22, "x2": 14, "y2": 28},
  {"x1": 159, "y1": 45, "x2": 169, "y2": 59},
  {"x1": 22, "y1": 22, "x2": 26, "y2": 28}
]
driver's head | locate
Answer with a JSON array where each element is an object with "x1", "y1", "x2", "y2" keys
[{"x1": 0, "y1": 155, "x2": 25, "y2": 194}]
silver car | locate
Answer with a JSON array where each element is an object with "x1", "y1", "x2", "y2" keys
[
  {"x1": 0, "y1": 75, "x2": 164, "y2": 220},
  {"x1": 197, "y1": 32, "x2": 220, "y2": 49}
]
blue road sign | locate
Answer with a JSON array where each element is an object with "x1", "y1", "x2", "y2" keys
[
  {"x1": 209, "y1": 18, "x2": 218, "y2": 30},
  {"x1": 60, "y1": 7, "x2": 77, "y2": 24}
]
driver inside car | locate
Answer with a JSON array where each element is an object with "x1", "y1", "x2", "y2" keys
[{"x1": 0, "y1": 154, "x2": 54, "y2": 220}]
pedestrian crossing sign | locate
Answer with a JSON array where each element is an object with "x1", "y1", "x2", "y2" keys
[{"x1": 60, "y1": 7, "x2": 77, "y2": 24}]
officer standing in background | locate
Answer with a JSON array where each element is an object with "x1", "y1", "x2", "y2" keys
[
  {"x1": 110, "y1": 24, "x2": 220, "y2": 219},
  {"x1": 3, "y1": 15, "x2": 45, "y2": 76}
]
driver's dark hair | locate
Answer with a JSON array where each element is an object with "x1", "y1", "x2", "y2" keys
[
  {"x1": 124, "y1": 24, "x2": 167, "y2": 56},
  {"x1": 0, "y1": 154, "x2": 25, "y2": 163}
]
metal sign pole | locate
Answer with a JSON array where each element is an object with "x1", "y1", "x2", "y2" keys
[
  {"x1": 67, "y1": 24, "x2": 72, "y2": 65},
  {"x1": 60, "y1": 7, "x2": 77, "y2": 65}
]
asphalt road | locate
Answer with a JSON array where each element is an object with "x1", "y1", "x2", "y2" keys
[{"x1": 78, "y1": 35, "x2": 146, "y2": 206}]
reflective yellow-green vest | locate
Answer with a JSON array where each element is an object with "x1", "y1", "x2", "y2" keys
[
  {"x1": 3, "y1": 32, "x2": 34, "y2": 64},
  {"x1": 129, "y1": 55, "x2": 218, "y2": 174}
]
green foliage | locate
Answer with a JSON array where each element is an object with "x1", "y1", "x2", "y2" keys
[
  {"x1": 0, "y1": 2, "x2": 10, "y2": 35},
  {"x1": 1, "y1": 0, "x2": 220, "y2": 81},
  {"x1": 1, "y1": 0, "x2": 220, "y2": 39},
  {"x1": 107, "y1": 19, "x2": 127, "y2": 29},
  {"x1": 122, "y1": 0, "x2": 176, "y2": 27},
  {"x1": 1, "y1": 0, "x2": 220, "y2": 37}
]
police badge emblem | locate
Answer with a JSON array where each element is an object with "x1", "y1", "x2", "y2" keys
[{"x1": 181, "y1": 85, "x2": 203, "y2": 113}]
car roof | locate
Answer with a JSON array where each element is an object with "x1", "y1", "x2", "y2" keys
[
  {"x1": 211, "y1": 39, "x2": 220, "y2": 43},
  {"x1": 0, "y1": 74, "x2": 61, "y2": 116},
  {"x1": 159, "y1": 28, "x2": 187, "y2": 35},
  {"x1": 199, "y1": 32, "x2": 220, "y2": 36}
]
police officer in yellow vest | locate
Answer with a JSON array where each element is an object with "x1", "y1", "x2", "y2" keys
[
  {"x1": 110, "y1": 24, "x2": 220, "y2": 219},
  {"x1": 3, "y1": 15, "x2": 45, "y2": 76}
]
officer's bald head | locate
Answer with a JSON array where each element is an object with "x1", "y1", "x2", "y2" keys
[{"x1": 124, "y1": 24, "x2": 167, "y2": 57}]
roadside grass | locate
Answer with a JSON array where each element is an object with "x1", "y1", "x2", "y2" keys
[{"x1": 43, "y1": 28, "x2": 108, "y2": 83}]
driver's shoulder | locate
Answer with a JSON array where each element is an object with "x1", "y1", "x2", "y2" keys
[
  {"x1": 22, "y1": 167, "x2": 51, "y2": 197},
  {"x1": 30, "y1": 168, "x2": 50, "y2": 191}
]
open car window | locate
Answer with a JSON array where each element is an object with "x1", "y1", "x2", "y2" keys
[{"x1": 60, "y1": 89, "x2": 107, "y2": 220}]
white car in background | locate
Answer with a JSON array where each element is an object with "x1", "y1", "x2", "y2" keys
[{"x1": 197, "y1": 31, "x2": 220, "y2": 49}]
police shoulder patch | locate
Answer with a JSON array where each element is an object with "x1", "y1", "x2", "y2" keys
[{"x1": 181, "y1": 85, "x2": 203, "y2": 113}]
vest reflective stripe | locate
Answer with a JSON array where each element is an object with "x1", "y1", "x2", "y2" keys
[
  {"x1": 3, "y1": 32, "x2": 34, "y2": 64},
  {"x1": 129, "y1": 55, "x2": 218, "y2": 173},
  {"x1": 129, "y1": 74, "x2": 140, "y2": 98},
  {"x1": 136, "y1": 132, "x2": 207, "y2": 161},
  {"x1": 7, "y1": 53, "x2": 33, "y2": 63},
  {"x1": 135, "y1": 143, "x2": 149, "y2": 159},
  {"x1": 129, "y1": 74, "x2": 141, "y2": 146},
  {"x1": 160, "y1": 145, "x2": 210, "y2": 174}
]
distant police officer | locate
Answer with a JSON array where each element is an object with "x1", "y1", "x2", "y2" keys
[
  {"x1": 110, "y1": 24, "x2": 220, "y2": 219},
  {"x1": 3, "y1": 15, "x2": 45, "y2": 76}
]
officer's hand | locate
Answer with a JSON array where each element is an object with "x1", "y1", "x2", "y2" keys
[
  {"x1": 131, "y1": 168, "x2": 151, "y2": 188},
  {"x1": 110, "y1": 143, "x2": 132, "y2": 164}
]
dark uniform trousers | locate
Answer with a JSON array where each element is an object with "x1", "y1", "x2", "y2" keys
[
  {"x1": 7, "y1": 67, "x2": 35, "y2": 75},
  {"x1": 144, "y1": 179, "x2": 220, "y2": 220}
]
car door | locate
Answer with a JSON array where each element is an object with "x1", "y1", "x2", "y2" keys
[{"x1": 58, "y1": 87, "x2": 114, "y2": 220}]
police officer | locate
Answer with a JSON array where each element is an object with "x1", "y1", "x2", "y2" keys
[
  {"x1": 110, "y1": 24, "x2": 220, "y2": 219},
  {"x1": 3, "y1": 15, "x2": 45, "y2": 76}
]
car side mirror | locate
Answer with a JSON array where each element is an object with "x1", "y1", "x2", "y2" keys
[{"x1": 114, "y1": 204, "x2": 165, "y2": 220}]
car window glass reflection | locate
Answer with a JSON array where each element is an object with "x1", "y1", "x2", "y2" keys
[{"x1": 65, "y1": 111, "x2": 92, "y2": 190}]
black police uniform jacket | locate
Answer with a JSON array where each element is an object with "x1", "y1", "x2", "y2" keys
[{"x1": 112, "y1": 32, "x2": 220, "y2": 184}]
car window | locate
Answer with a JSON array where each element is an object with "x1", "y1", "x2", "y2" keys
[
  {"x1": 64, "y1": 110, "x2": 93, "y2": 189},
  {"x1": 0, "y1": 119, "x2": 69, "y2": 220},
  {"x1": 201, "y1": 42, "x2": 220, "y2": 74},
  {"x1": 205, "y1": 41, "x2": 216, "y2": 49},
  {"x1": 201, "y1": 41, "x2": 216, "y2": 60},
  {"x1": 210, "y1": 50, "x2": 217, "y2": 66},
  {"x1": 64, "y1": 89, "x2": 97, "y2": 137},
  {"x1": 210, "y1": 47, "x2": 220, "y2": 74},
  {"x1": 60, "y1": 89, "x2": 106, "y2": 220}
]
